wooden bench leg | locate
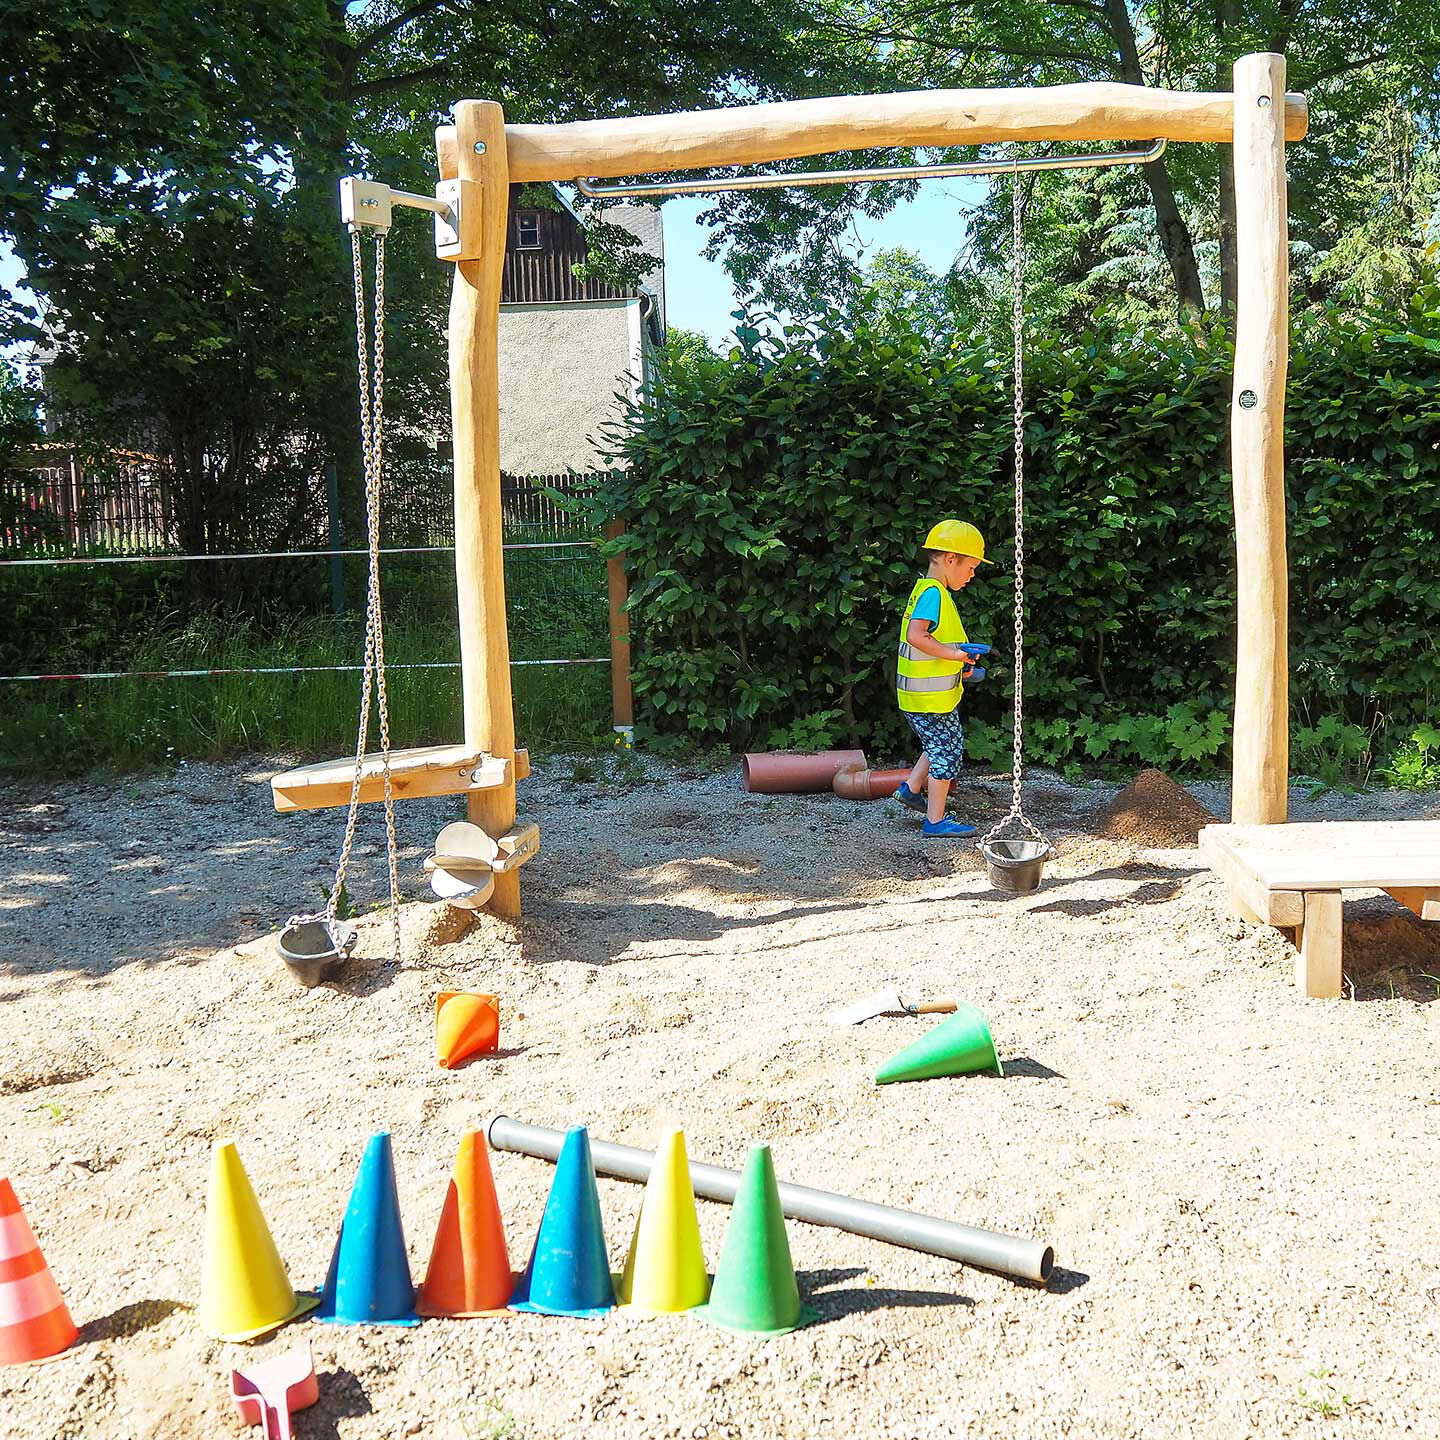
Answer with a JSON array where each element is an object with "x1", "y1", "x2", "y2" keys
[{"x1": 1295, "y1": 891, "x2": 1343, "y2": 999}]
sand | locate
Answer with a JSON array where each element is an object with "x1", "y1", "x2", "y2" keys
[{"x1": 2, "y1": 756, "x2": 1440, "y2": 1439}]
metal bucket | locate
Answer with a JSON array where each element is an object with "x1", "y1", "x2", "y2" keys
[
  {"x1": 980, "y1": 839, "x2": 1054, "y2": 895},
  {"x1": 276, "y1": 917, "x2": 354, "y2": 988}
]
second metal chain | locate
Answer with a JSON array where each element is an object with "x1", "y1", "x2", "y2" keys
[
  {"x1": 325, "y1": 230, "x2": 401, "y2": 964},
  {"x1": 983, "y1": 167, "x2": 1050, "y2": 851}
]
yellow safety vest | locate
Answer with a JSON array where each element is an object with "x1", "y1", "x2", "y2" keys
[{"x1": 896, "y1": 577, "x2": 968, "y2": 714}]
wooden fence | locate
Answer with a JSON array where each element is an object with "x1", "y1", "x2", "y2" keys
[
  {"x1": 0, "y1": 448, "x2": 596, "y2": 556},
  {"x1": 1, "y1": 447, "x2": 174, "y2": 555}
]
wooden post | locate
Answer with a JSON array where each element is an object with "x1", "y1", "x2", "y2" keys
[
  {"x1": 1230, "y1": 53, "x2": 1290, "y2": 826},
  {"x1": 446, "y1": 100, "x2": 522, "y2": 918},
  {"x1": 1296, "y1": 890, "x2": 1342, "y2": 999},
  {"x1": 604, "y1": 519, "x2": 633, "y2": 729}
]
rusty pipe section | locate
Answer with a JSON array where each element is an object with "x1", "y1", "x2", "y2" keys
[
  {"x1": 832, "y1": 765, "x2": 910, "y2": 801},
  {"x1": 742, "y1": 749, "x2": 866, "y2": 794}
]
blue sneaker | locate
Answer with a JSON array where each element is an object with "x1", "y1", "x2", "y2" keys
[
  {"x1": 922, "y1": 817, "x2": 978, "y2": 838},
  {"x1": 893, "y1": 781, "x2": 927, "y2": 814}
]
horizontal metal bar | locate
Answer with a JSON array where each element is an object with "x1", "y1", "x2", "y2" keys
[
  {"x1": 0, "y1": 541, "x2": 597, "y2": 567},
  {"x1": 0, "y1": 659, "x2": 611, "y2": 683},
  {"x1": 575, "y1": 137, "x2": 1167, "y2": 200},
  {"x1": 390, "y1": 186, "x2": 452, "y2": 219}
]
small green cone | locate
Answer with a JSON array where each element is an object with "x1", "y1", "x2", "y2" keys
[
  {"x1": 874, "y1": 1002, "x2": 1003, "y2": 1085},
  {"x1": 698, "y1": 1145, "x2": 816, "y2": 1338}
]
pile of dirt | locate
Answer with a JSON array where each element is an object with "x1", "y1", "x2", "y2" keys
[
  {"x1": 1343, "y1": 896, "x2": 1440, "y2": 976},
  {"x1": 1097, "y1": 768, "x2": 1218, "y2": 848}
]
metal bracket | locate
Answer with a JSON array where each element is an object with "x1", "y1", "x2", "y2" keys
[{"x1": 339, "y1": 175, "x2": 467, "y2": 259}]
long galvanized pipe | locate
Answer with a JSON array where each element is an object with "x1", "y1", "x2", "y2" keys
[{"x1": 485, "y1": 1115, "x2": 1054, "y2": 1284}]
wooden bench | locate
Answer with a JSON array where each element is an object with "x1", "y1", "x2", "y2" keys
[
  {"x1": 271, "y1": 745, "x2": 530, "y2": 813},
  {"x1": 1199, "y1": 822, "x2": 1440, "y2": 998}
]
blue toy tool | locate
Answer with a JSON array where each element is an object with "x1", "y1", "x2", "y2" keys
[
  {"x1": 956, "y1": 642, "x2": 991, "y2": 658},
  {"x1": 316, "y1": 1133, "x2": 419, "y2": 1326},
  {"x1": 510, "y1": 1126, "x2": 616, "y2": 1317}
]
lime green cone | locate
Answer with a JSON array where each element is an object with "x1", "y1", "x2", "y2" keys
[
  {"x1": 698, "y1": 1145, "x2": 817, "y2": 1338},
  {"x1": 874, "y1": 1002, "x2": 1003, "y2": 1085}
]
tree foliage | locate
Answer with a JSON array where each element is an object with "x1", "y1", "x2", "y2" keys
[{"x1": 691, "y1": 0, "x2": 1440, "y2": 326}]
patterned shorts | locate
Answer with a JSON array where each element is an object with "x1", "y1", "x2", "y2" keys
[{"x1": 904, "y1": 708, "x2": 965, "y2": 781}]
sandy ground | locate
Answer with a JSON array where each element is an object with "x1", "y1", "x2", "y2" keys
[{"x1": 2, "y1": 754, "x2": 1440, "y2": 1440}]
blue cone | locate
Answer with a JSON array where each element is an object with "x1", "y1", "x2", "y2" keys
[
  {"x1": 509, "y1": 1126, "x2": 615, "y2": 1317},
  {"x1": 315, "y1": 1133, "x2": 419, "y2": 1326}
]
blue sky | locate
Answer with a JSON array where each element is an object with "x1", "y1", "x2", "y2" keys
[{"x1": 660, "y1": 178, "x2": 988, "y2": 345}]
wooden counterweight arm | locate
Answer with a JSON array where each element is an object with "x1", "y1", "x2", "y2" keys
[{"x1": 437, "y1": 83, "x2": 1307, "y2": 182}]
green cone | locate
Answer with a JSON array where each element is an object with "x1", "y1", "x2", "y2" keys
[
  {"x1": 874, "y1": 1002, "x2": 1003, "y2": 1084},
  {"x1": 698, "y1": 1145, "x2": 816, "y2": 1337}
]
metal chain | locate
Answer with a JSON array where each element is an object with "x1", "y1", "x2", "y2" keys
[
  {"x1": 983, "y1": 168, "x2": 1051, "y2": 853},
  {"x1": 315, "y1": 230, "x2": 401, "y2": 962},
  {"x1": 367, "y1": 236, "x2": 403, "y2": 962}
]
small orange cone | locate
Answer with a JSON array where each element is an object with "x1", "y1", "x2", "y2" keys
[
  {"x1": 416, "y1": 1131, "x2": 513, "y2": 1316},
  {"x1": 0, "y1": 1177, "x2": 78, "y2": 1365},
  {"x1": 435, "y1": 992, "x2": 499, "y2": 1069}
]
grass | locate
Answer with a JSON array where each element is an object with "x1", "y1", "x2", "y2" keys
[
  {"x1": 1296, "y1": 1366, "x2": 1359, "y2": 1419},
  {"x1": 0, "y1": 549, "x2": 618, "y2": 776}
]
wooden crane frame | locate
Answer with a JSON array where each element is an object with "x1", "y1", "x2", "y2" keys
[{"x1": 424, "y1": 52, "x2": 1302, "y2": 919}]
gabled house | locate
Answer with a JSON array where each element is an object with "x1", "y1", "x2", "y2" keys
[{"x1": 497, "y1": 187, "x2": 664, "y2": 476}]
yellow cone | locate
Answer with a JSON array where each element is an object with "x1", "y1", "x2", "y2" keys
[
  {"x1": 200, "y1": 1140, "x2": 318, "y2": 1341},
  {"x1": 616, "y1": 1128, "x2": 710, "y2": 1313}
]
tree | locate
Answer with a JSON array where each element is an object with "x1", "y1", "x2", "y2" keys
[
  {"x1": 695, "y1": 0, "x2": 1440, "y2": 322},
  {"x1": 662, "y1": 325, "x2": 720, "y2": 366},
  {"x1": 847, "y1": 248, "x2": 957, "y2": 336},
  {"x1": 0, "y1": 360, "x2": 42, "y2": 476},
  {"x1": 0, "y1": 0, "x2": 825, "y2": 589}
]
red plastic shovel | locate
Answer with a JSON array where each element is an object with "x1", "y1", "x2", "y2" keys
[{"x1": 230, "y1": 1343, "x2": 319, "y2": 1440}]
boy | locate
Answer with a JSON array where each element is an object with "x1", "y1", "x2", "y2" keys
[{"x1": 893, "y1": 520, "x2": 990, "y2": 838}]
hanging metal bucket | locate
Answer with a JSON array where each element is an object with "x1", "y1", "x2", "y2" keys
[
  {"x1": 980, "y1": 838, "x2": 1055, "y2": 895},
  {"x1": 276, "y1": 916, "x2": 356, "y2": 989}
]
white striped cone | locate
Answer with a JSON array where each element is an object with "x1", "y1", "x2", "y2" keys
[{"x1": 0, "y1": 1178, "x2": 78, "y2": 1364}]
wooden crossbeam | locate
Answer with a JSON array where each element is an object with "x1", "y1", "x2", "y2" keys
[{"x1": 437, "y1": 84, "x2": 1308, "y2": 184}]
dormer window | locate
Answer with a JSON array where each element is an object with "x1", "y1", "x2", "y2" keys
[{"x1": 515, "y1": 212, "x2": 542, "y2": 249}]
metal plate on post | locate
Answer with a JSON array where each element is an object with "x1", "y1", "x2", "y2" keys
[
  {"x1": 434, "y1": 177, "x2": 481, "y2": 260},
  {"x1": 339, "y1": 175, "x2": 393, "y2": 232}
]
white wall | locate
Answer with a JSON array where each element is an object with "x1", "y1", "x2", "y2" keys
[{"x1": 497, "y1": 299, "x2": 643, "y2": 475}]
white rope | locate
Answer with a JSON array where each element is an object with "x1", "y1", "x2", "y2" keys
[
  {"x1": 983, "y1": 167, "x2": 1052, "y2": 855},
  {"x1": 0, "y1": 659, "x2": 611, "y2": 683}
]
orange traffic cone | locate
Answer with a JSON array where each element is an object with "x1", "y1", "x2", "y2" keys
[
  {"x1": 0, "y1": 1178, "x2": 78, "y2": 1365},
  {"x1": 435, "y1": 992, "x2": 499, "y2": 1069},
  {"x1": 416, "y1": 1131, "x2": 513, "y2": 1316}
]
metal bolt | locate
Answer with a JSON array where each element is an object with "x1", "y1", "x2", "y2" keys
[
  {"x1": 1239, "y1": 389, "x2": 1258, "y2": 409},
  {"x1": 1257, "y1": 95, "x2": 1272, "y2": 108},
  {"x1": 473, "y1": 141, "x2": 487, "y2": 154}
]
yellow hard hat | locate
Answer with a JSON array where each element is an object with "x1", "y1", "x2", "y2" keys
[{"x1": 923, "y1": 519, "x2": 992, "y2": 563}]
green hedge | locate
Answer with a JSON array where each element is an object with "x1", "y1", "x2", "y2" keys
[{"x1": 591, "y1": 287, "x2": 1440, "y2": 771}]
